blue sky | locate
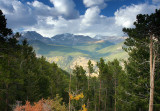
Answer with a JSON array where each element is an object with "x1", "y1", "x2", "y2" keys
[
  {"x1": 19, "y1": 0, "x2": 151, "y2": 16},
  {"x1": 0, "y1": 0, "x2": 159, "y2": 37}
]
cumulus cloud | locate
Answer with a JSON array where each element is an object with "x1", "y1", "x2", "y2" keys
[
  {"x1": 27, "y1": 1, "x2": 58, "y2": 17},
  {"x1": 83, "y1": 0, "x2": 107, "y2": 9},
  {"x1": 27, "y1": 16, "x2": 81, "y2": 37},
  {"x1": 0, "y1": 0, "x2": 160, "y2": 37},
  {"x1": 82, "y1": 6, "x2": 101, "y2": 26},
  {"x1": 50, "y1": 0, "x2": 79, "y2": 19},
  {"x1": 25, "y1": 8, "x2": 122, "y2": 37},
  {"x1": 0, "y1": 0, "x2": 14, "y2": 14},
  {"x1": 115, "y1": 3, "x2": 159, "y2": 28},
  {"x1": 0, "y1": 0, "x2": 37, "y2": 28},
  {"x1": 0, "y1": 0, "x2": 79, "y2": 28}
]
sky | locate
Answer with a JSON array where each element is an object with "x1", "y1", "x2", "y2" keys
[{"x1": 0, "y1": 0, "x2": 160, "y2": 37}]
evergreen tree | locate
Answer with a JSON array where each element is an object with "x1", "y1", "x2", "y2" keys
[
  {"x1": 0, "y1": 10, "x2": 69, "y2": 110},
  {"x1": 123, "y1": 9, "x2": 160, "y2": 111},
  {"x1": 97, "y1": 58, "x2": 105, "y2": 111},
  {"x1": 87, "y1": 60, "x2": 94, "y2": 109},
  {"x1": 108, "y1": 59, "x2": 124, "y2": 111},
  {"x1": 72, "y1": 65, "x2": 87, "y2": 110},
  {"x1": 0, "y1": 10, "x2": 12, "y2": 42}
]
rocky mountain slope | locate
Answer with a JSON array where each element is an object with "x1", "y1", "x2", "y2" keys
[{"x1": 20, "y1": 31, "x2": 128, "y2": 71}]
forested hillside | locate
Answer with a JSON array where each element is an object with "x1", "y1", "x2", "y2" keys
[
  {"x1": 0, "y1": 10, "x2": 69, "y2": 111},
  {"x1": 20, "y1": 31, "x2": 127, "y2": 71},
  {"x1": 0, "y1": 9, "x2": 160, "y2": 111}
]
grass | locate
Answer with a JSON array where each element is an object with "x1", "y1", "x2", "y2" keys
[
  {"x1": 30, "y1": 40, "x2": 128, "y2": 71},
  {"x1": 104, "y1": 51, "x2": 128, "y2": 61},
  {"x1": 97, "y1": 42, "x2": 124, "y2": 54},
  {"x1": 46, "y1": 51, "x2": 89, "y2": 57}
]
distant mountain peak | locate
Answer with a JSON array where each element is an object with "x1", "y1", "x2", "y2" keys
[
  {"x1": 20, "y1": 31, "x2": 125, "y2": 46},
  {"x1": 51, "y1": 33, "x2": 97, "y2": 46},
  {"x1": 20, "y1": 31, "x2": 52, "y2": 44},
  {"x1": 21, "y1": 31, "x2": 43, "y2": 39}
]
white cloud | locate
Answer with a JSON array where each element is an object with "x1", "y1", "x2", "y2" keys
[
  {"x1": 0, "y1": 0, "x2": 160, "y2": 38},
  {"x1": 83, "y1": 0, "x2": 107, "y2": 9},
  {"x1": 0, "y1": 0, "x2": 37, "y2": 28},
  {"x1": 0, "y1": 0, "x2": 79, "y2": 29},
  {"x1": 27, "y1": 1, "x2": 58, "y2": 17},
  {"x1": 27, "y1": 16, "x2": 81, "y2": 37},
  {"x1": 82, "y1": 6, "x2": 101, "y2": 26},
  {"x1": 0, "y1": 0, "x2": 14, "y2": 14},
  {"x1": 152, "y1": 0, "x2": 160, "y2": 4},
  {"x1": 50, "y1": 0, "x2": 79, "y2": 19},
  {"x1": 25, "y1": 8, "x2": 123, "y2": 37},
  {"x1": 115, "y1": 3, "x2": 159, "y2": 28}
]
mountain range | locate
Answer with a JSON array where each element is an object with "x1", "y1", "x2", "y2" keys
[{"x1": 20, "y1": 31, "x2": 128, "y2": 71}]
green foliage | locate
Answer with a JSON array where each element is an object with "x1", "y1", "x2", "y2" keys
[
  {"x1": 0, "y1": 10, "x2": 12, "y2": 39},
  {"x1": 1, "y1": 8, "x2": 160, "y2": 111},
  {"x1": 46, "y1": 94, "x2": 67, "y2": 111},
  {"x1": 119, "y1": 9, "x2": 160, "y2": 111},
  {"x1": 72, "y1": 65, "x2": 87, "y2": 91},
  {"x1": 97, "y1": 58, "x2": 105, "y2": 79},
  {"x1": 0, "y1": 10, "x2": 69, "y2": 111},
  {"x1": 30, "y1": 40, "x2": 127, "y2": 71},
  {"x1": 88, "y1": 60, "x2": 94, "y2": 74}
]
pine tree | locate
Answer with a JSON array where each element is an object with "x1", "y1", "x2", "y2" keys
[
  {"x1": 0, "y1": 10, "x2": 70, "y2": 110},
  {"x1": 97, "y1": 58, "x2": 105, "y2": 111},
  {"x1": 108, "y1": 59, "x2": 124, "y2": 111},
  {"x1": 123, "y1": 9, "x2": 160, "y2": 111},
  {"x1": 0, "y1": 10, "x2": 12, "y2": 41},
  {"x1": 87, "y1": 60, "x2": 94, "y2": 109}
]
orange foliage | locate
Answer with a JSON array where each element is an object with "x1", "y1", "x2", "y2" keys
[
  {"x1": 15, "y1": 100, "x2": 44, "y2": 111},
  {"x1": 69, "y1": 93, "x2": 74, "y2": 100},
  {"x1": 14, "y1": 95, "x2": 67, "y2": 111}
]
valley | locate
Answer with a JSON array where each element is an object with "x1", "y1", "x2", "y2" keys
[{"x1": 21, "y1": 31, "x2": 128, "y2": 71}]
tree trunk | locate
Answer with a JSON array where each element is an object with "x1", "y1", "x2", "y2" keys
[
  {"x1": 94, "y1": 85, "x2": 96, "y2": 111},
  {"x1": 115, "y1": 79, "x2": 117, "y2": 111},
  {"x1": 98, "y1": 80, "x2": 101, "y2": 111},
  {"x1": 5, "y1": 84, "x2": 8, "y2": 111},
  {"x1": 104, "y1": 89, "x2": 107, "y2": 111},
  {"x1": 69, "y1": 72, "x2": 71, "y2": 111},
  {"x1": 51, "y1": 85, "x2": 53, "y2": 99},
  {"x1": 95, "y1": 104, "x2": 97, "y2": 111},
  {"x1": 5, "y1": 60, "x2": 10, "y2": 111},
  {"x1": 114, "y1": 80, "x2": 117, "y2": 111},
  {"x1": 87, "y1": 72, "x2": 90, "y2": 109},
  {"x1": 149, "y1": 36, "x2": 155, "y2": 111}
]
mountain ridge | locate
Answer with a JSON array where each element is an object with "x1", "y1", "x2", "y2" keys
[
  {"x1": 20, "y1": 31, "x2": 128, "y2": 71},
  {"x1": 20, "y1": 31, "x2": 125, "y2": 45}
]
